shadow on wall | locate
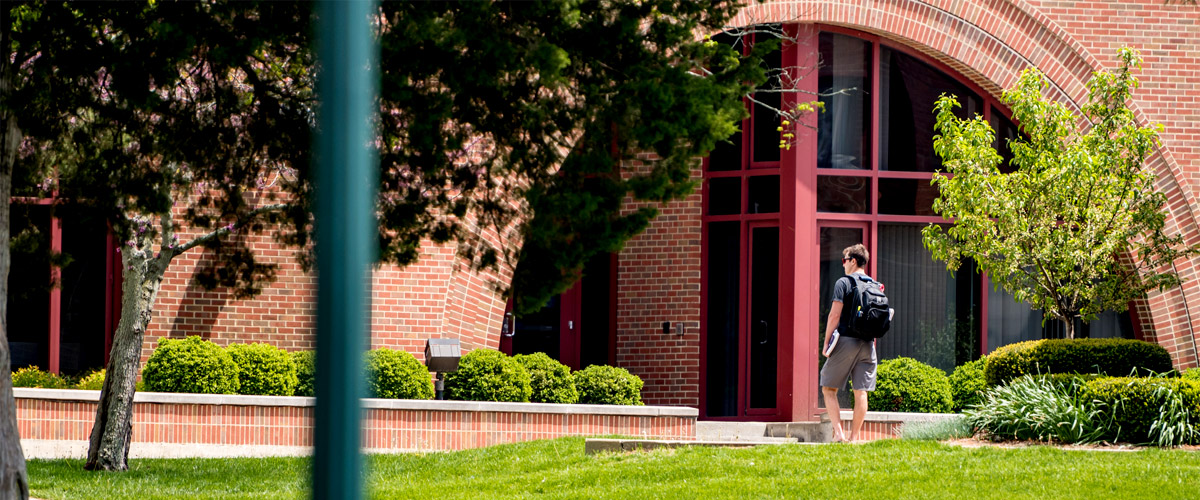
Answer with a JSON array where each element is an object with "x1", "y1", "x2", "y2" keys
[{"x1": 166, "y1": 245, "x2": 236, "y2": 340}]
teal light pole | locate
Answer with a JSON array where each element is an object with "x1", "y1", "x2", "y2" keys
[{"x1": 313, "y1": 1, "x2": 378, "y2": 499}]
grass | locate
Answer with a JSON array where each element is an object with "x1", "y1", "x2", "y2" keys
[{"x1": 29, "y1": 437, "x2": 1200, "y2": 500}]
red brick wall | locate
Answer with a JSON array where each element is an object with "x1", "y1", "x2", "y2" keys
[{"x1": 616, "y1": 156, "x2": 704, "y2": 407}]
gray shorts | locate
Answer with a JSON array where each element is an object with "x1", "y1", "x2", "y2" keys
[{"x1": 819, "y1": 334, "x2": 877, "y2": 391}]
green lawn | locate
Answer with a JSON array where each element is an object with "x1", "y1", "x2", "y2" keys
[{"x1": 28, "y1": 438, "x2": 1200, "y2": 500}]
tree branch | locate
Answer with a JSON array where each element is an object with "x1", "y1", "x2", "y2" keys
[{"x1": 175, "y1": 203, "x2": 289, "y2": 254}]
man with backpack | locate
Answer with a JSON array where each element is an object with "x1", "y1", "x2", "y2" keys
[{"x1": 819, "y1": 243, "x2": 890, "y2": 443}]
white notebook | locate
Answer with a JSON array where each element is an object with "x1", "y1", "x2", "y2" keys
[{"x1": 823, "y1": 330, "x2": 840, "y2": 357}]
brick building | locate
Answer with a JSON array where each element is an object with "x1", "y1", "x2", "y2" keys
[{"x1": 10, "y1": 0, "x2": 1199, "y2": 422}]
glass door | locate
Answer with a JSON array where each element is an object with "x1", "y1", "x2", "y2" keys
[{"x1": 817, "y1": 222, "x2": 869, "y2": 409}]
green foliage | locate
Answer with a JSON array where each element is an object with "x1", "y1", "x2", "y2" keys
[
  {"x1": 573, "y1": 365, "x2": 644, "y2": 406},
  {"x1": 513, "y1": 352, "x2": 578, "y2": 404},
  {"x1": 923, "y1": 47, "x2": 1199, "y2": 338},
  {"x1": 1081, "y1": 377, "x2": 1200, "y2": 445},
  {"x1": 984, "y1": 338, "x2": 1172, "y2": 386},
  {"x1": 898, "y1": 417, "x2": 974, "y2": 441},
  {"x1": 366, "y1": 348, "x2": 434, "y2": 400},
  {"x1": 292, "y1": 351, "x2": 316, "y2": 397},
  {"x1": 948, "y1": 357, "x2": 987, "y2": 412},
  {"x1": 1182, "y1": 368, "x2": 1200, "y2": 382},
  {"x1": 868, "y1": 357, "x2": 953, "y2": 413},
  {"x1": 966, "y1": 374, "x2": 1112, "y2": 444},
  {"x1": 75, "y1": 369, "x2": 106, "y2": 390},
  {"x1": 444, "y1": 350, "x2": 530, "y2": 402},
  {"x1": 142, "y1": 336, "x2": 240, "y2": 394},
  {"x1": 227, "y1": 343, "x2": 299, "y2": 396},
  {"x1": 10, "y1": 366, "x2": 69, "y2": 389}
]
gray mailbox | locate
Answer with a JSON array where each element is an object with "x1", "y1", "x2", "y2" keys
[
  {"x1": 424, "y1": 338, "x2": 461, "y2": 373},
  {"x1": 425, "y1": 338, "x2": 461, "y2": 400}
]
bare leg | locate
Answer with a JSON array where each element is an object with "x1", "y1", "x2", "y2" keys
[
  {"x1": 822, "y1": 386, "x2": 846, "y2": 442},
  {"x1": 849, "y1": 389, "x2": 868, "y2": 442}
]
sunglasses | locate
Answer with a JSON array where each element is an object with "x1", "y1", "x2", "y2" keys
[{"x1": 841, "y1": 256, "x2": 854, "y2": 263}]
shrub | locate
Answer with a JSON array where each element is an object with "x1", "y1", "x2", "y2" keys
[
  {"x1": 142, "y1": 336, "x2": 240, "y2": 394},
  {"x1": 444, "y1": 349, "x2": 530, "y2": 402},
  {"x1": 966, "y1": 374, "x2": 1111, "y2": 444},
  {"x1": 10, "y1": 366, "x2": 68, "y2": 389},
  {"x1": 513, "y1": 353, "x2": 578, "y2": 404},
  {"x1": 948, "y1": 357, "x2": 987, "y2": 412},
  {"x1": 984, "y1": 338, "x2": 1172, "y2": 386},
  {"x1": 573, "y1": 365, "x2": 643, "y2": 405},
  {"x1": 868, "y1": 357, "x2": 953, "y2": 413},
  {"x1": 1081, "y1": 377, "x2": 1200, "y2": 445},
  {"x1": 292, "y1": 351, "x2": 316, "y2": 397},
  {"x1": 227, "y1": 343, "x2": 298, "y2": 396},
  {"x1": 1182, "y1": 368, "x2": 1200, "y2": 382},
  {"x1": 75, "y1": 369, "x2": 106, "y2": 390},
  {"x1": 366, "y1": 348, "x2": 434, "y2": 400}
]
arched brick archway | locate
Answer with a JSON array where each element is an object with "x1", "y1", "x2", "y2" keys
[{"x1": 728, "y1": 0, "x2": 1200, "y2": 368}]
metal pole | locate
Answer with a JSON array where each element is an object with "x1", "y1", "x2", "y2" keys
[{"x1": 313, "y1": 1, "x2": 377, "y2": 499}]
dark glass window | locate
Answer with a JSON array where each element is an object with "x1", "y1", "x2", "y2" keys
[
  {"x1": 990, "y1": 107, "x2": 1020, "y2": 174},
  {"x1": 880, "y1": 47, "x2": 982, "y2": 172},
  {"x1": 749, "y1": 226, "x2": 779, "y2": 409},
  {"x1": 59, "y1": 207, "x2": 110, "y2": 373},
  {"x1": 747, "y1": 175, "x2": 780, "y2": 214},
  {"x1": 707, "y1": 177, "x2": 741, "y2": 215},
  {"x1": 877, "y1": 178, "x2": 938, "y2": 216},
  {"x1": 818, "y1": 33, "x2": 871, "y2": 170},
  {"x1": 706, "y1": 221, "x2": 740, "y2": 417},
  {"x1": 876, "y1": 224, "x2": 981, "y2": 372},
  {"x1": 7, "y1": 204, "x2": 52, "y2": 369},
  {"x1": 817, "y1": 176, "x2": 870, "y2": 213},
  {"x1": 987, "y1": 288, "x2": 1134, "y2": 351},
  {"x1": 752, "y1": 40, "x2": 782, "y2": 164},
  {"x1": 708, "y1": 130, "x2": 743, "y2": 172}
]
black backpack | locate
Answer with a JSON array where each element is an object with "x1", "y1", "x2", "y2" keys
[{"x1": 843, "y1": 275, "x2": 891, "y2": 339}]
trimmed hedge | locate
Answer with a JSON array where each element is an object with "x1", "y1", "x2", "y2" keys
[
  {"x1": 574, "y1": 365, "x2": 643, "y2": 405},
  {"x1": 868, "y1": 357, "x2": 953, "y2": 413},
  {"x1": 1081, "y1": 377, "x2": 1200, "y2": 444},
  {"x1": 984, "y1": 339, "x2": 1172, "y2": 386},
  {"x1": 444, "y1": 349, "x2": 530, "y2": 402},
  {"x1": 513, "y1": 352, "x2": 578, "y2": 404},
  {"x1": 228, "y1": 343, "x2": 298, "y2": 396},
  {"x1": 75, "y1": 369, "x2": 106, "y2": 390},
  {"x1": 11, "y1": 366, "x2": 68, "y2": 389},
  {"x1": 142, "y1": 336, "x2": 240, "y2": 394},
  {"x1": 949, "y1": 357, "x2": 987, "y2": 412},
  {"x1": 292, "y1": 351, "x2": 316, "y2": 397},
  {"x1": 366, "y1": 348, "x2": 434, "y2": 400}
]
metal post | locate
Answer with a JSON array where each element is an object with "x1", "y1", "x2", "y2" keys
[{"x1": 313, "y1": 1, "x2": 377, "y2": 499}]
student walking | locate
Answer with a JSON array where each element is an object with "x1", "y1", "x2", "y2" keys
[{"x1": 819, "y1": 244, "x2": 878, "y2": 443}]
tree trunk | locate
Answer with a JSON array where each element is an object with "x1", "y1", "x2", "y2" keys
[
  {"x1": 1062, "y1": 316, "x2": 1075, "y2": 340},
  {"x1": 0, "y1": 14, "x2": 31, "y2": 500},
  {"x1": 84, "y1": 252, "x2": 167, "y2": 471}
]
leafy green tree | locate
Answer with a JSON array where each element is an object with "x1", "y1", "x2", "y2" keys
[
  {"x1": 923, "y1": 48, "x2": 1198, "y2": 339},
  {"x1": 5, "y1": 1, "x2": 314, "y2": 472}
]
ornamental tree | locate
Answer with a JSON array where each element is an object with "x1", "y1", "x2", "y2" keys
[
  {"x1": 5, "y1": 1, "x2": 314, "y2": 472},
  {"x1": 922, "y1": 48, "x2": 1198, "y2": 339}
]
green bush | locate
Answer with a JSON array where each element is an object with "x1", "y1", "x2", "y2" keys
[
  {"x1": 142, "y1": 336, "x2": 240, "y2": 394},
  {"x1": 966, "y1": 374, "x2": 1110, "y2": 444},
  {"x1": 75, "y1": 369, "x2": 106, "y2": 390},
  {"x1": 1182, "y1": 368, "x2": 1200, "y2": 382},
  {"x1": 444, "y1": 349, "x2": 530, "y2": 402},
  {"x1": 513, "y1": 353, "x2": 578, "y2": 404},
  {"x1": 948, "y1": 357, "x2": 987, "y2": 412},
  {"x1": 1080, "y1": 377, "x2": 1200, "y2": 445},
  {"x1": 366, "y1": 348, "x2": 434, "y2": 400},
  {"x1": 10, "y1": 366, "x2": 69, "y2": 389},
  {"x1": 227, "y1": 343, "x2": 298, "y2": 396},
  {"x1": 984, "y1": 339, "x2": 1172, "y2": 386},
  {"x1": 292, "y1": 351, "x2": 316, "y2": 397},
  {"x1": 869, "y1": 357, "x2": 953, "y2": 413},
  {"x1": 573, "y1": 365, "x2": 643, "y2": 405}
]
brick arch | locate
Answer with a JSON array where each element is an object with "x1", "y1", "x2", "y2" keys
[{"x1": 731, "y1": 0, "x2": 1200, "y2": 367}]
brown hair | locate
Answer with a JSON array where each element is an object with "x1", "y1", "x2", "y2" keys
[{"x1": 843, "y1": 244, "x2": 869, "y2": 268}]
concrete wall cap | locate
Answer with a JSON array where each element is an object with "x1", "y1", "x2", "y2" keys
[{"x1": 13, "y1": 388, "x2": 698, "y2": 417}]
